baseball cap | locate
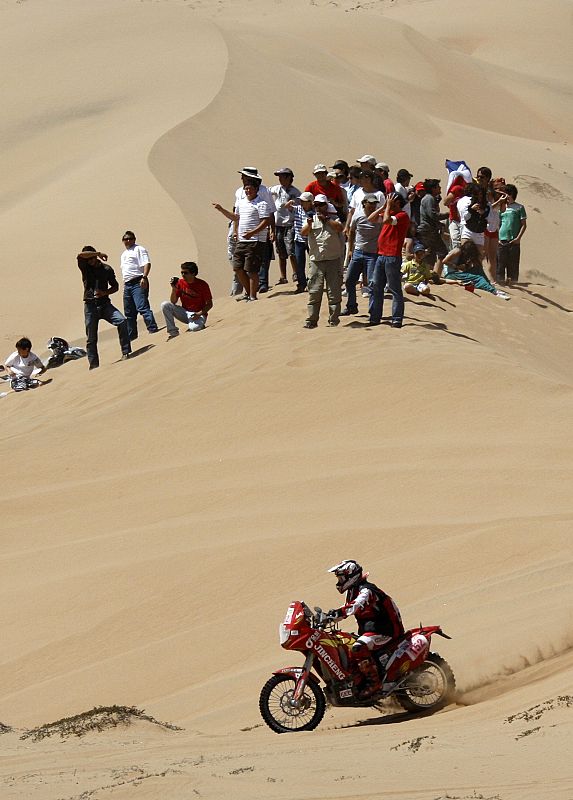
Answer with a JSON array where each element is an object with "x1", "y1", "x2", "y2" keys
[
  {"x1": 357, "y1": 154, "x2": 377, "y2": 166},
  {"x1": 299, "y1": 191, "x2": 314, "y2": 202},
  {"x1": 375, "y1": 162, "x2": 390, "y2": 172},
  {"x1": 397, "y1": 168, "x2": 413, "y2": 181},
  {"x1": 413, "y1": 242, "x2": 426, "y2": 253},
  {"x1": 362, "y1": 193, "x2": 379, "y2": 204},
  {"x1": 313, "y1": 164, "x2": 328, "y2": 174},
  {"x1": 313, "y1": 194, "x2": 328, "y2": 204},
  {"x1": 274, "y1": 167, "x2": 294, "y2": 176},
  {"x1": 414, "y1": 181, "x2": 425, "y2": 192}
]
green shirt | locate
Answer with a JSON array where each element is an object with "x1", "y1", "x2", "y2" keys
[{"x1": 499, "y1": 203, "x2": 526, "y2": 242}]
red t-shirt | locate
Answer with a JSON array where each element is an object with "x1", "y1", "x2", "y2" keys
[
  {"x1": 304, "y1": 180, "x2": 345, "y2": 206},
  {"x1": 448, "y1": 184, "x2": 466, "y2": 222},
  {"x1": 176, "y1": 277, "x2": 212, "y2": 315},
  {"x1": 377, "y1": 211, "x2": 410, "y2": 257}
]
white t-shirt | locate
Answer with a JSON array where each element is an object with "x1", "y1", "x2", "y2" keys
[
  {"x1": 350, "y1": 188, "x2": 385, "y2": 220},
  {"x1": 269, "y1": 184, "x2": 301, "y2": 226},
  {"x1": 235, "y1": 184, "x2": 276, "y2": 214},
  {"x1": 120, "y1": 244, "x2": 150, "y2": 281},
  {"x1": 4, "y1": 350, "x2": 44, "y2": 377},
  {"x1": 236, "y1": 196, "x2": 272, "y2": 242},
  {"x1": 457, "y1": 196, "x2": 471, "y2": 226}
]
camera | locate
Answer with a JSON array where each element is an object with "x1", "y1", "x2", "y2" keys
[{"x1": 170, "y1": 276, "x2": 179, "y2": 286}]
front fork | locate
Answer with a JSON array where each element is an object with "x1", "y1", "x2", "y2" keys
[{"x1": 292, "y1": 652, "x2": 315, "y2": 705}]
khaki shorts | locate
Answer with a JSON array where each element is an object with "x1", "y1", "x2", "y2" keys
[{"x1": 233, "y1": 240, "x2": 264, "y2": 274}]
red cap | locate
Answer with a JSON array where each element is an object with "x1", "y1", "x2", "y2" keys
[{"x1": 414, "y1": 181, "x2": 425, "y2": 192}]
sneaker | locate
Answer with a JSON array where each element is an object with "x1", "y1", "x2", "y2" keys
[
  {"x1": 495, "y1": 290, "x2": 510, "y2": 300},
  {"x1": 276, "y1": 277, "x2": 288, "y2": 285},
  {"x1": 361, "y1": 290, "x2": 370, "y2": 298},
  {"x1": 391, "y1": 321, "x2": 403, "y2": 328},
  {"x1": 340, "y1": 308, "x2": 357, "y2": 316},
  {"x1": 303, "y1": 321, "x2": 317, "y2": 329},
  {"x1": 235, "y1": 293, "x2": 249, "y2": 302},
  {"x1": 247, "y1": 296, "x2": 258, "y2": 301},
  {"x1": 258, "y1": 286, "x2": 269, "y2": 294},
  {"x1": 121, "y1": 353, "x2": 131, "y2": 360},
  {"x1": 166, "y1": 332, "x2": 179, "y2": 341},
  {"x1": 327, "y1": 320, "x2": 340, "y2": 327}
]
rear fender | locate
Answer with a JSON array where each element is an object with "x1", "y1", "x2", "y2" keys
[{"x1": 273, "y1": 667, "x2": 321, "y2": 684}]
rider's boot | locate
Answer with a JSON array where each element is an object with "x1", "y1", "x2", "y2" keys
[{"x1": 356, "y1": 658, "x2": 382, "y2": 700}]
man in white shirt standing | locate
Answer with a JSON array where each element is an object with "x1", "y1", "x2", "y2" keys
[
  {"x1": 120, "y1": 230, "x2": 159, "y2": 341},
  {"x1": 269, "y1": 167, "x2": 301, "y2": 284},
  {"x1": 235, "y1": 167, "x2": 276, "y2": 293},
  {"x1": 213, "y1": 179, "x2": 272, "y2": 301}
]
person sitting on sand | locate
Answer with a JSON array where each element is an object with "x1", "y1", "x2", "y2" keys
[
  {"x1": 401, "y1": 242, "x2": 432, "y2": 296},
  {"x1": 4, "y1": 337, "x2": 46, "y2": 391},
  {"x1": 442, "y1": 241, "x2": 509, "y2": 299},
  {"x1": 161, "y1": 262, "x2": 213, "y2": 339}
]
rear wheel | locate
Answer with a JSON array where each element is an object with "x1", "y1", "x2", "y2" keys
[
  {"x1": 259, "y1": 674, "x2": 326, "y2": 733},
  {"x1": 395, "y1": 652, "x2": 455, "y2": 713}
]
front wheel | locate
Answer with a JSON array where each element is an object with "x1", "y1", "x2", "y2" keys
[
  {"x1": 395, "y1": 652, "x2": 456, "y2": 713},
  {"x1": 259, "y1": 674, "x2": 326, "y2": 733}
]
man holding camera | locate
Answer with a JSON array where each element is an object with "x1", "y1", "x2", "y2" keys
[
  {"x1": 301, "y1": 194, "x2": 344, "y2": 328},
  {"x1": 161, "y1": 262, "x2": 213, "y2": 340}
]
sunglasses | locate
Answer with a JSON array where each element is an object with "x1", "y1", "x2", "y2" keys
[
  {"x1": 181, "y1": 270, "x2": 191, "y2": 274},
  {"x1": 122, "y1": 237, "x2": 134, "y2": 242}
]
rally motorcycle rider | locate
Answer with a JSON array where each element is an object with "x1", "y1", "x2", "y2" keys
[{"x1": 328, "y1": 560, "x2": 404, "y2": 699}]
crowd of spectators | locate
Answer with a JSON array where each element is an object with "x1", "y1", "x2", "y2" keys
[{"x1": 2, "y1": 156, "x2": 527, "y2": 391}]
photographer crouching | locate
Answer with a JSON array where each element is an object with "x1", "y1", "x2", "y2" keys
[{"x1": 161, "y1": 262, "x2": 213, "y2": 340}]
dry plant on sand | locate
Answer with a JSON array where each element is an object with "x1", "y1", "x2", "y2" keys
[{"x1": 20, "y1": 705, "x2": 182, "y2": 742}]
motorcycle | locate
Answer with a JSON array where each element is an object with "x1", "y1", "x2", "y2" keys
[{"x1": 259, "y1": 600, "x2": 456, "y2": 733}]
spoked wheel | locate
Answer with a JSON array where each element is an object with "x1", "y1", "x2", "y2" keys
[
  {"x1": 395, "y1": 652, "x2": 456, "y2": 714},
  {"x1": 259, "y1": 674, "x2": 326, "y2": 733}
]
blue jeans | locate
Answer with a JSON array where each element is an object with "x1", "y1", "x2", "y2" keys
[
  {"x1": 368, "y1": 255, "x2": 404, "y2": 325},
  {"x1": 84, "y1": 300, "x2": 131, "y2": 368},
  {"x1": 294, "y1": 240, "x2": 308, "y2": 290},
  {"x1": 123, "y1": 279, "x2": 158, "y2": 340},
  {"x1": 345, "y1": 249, "x2": 377, "y2": 312}
]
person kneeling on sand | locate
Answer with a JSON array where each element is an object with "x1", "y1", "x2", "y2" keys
[
  {"x1": 401, "y1": 242, "x2": 432, "y2": 296},
  {"x1": 4, "y1": 337, "x2": 46, "y2": 391},
  {"x1": 162, "y1": 262, "x2": 213, "y2": 340},
  {"x1": 442, "y1": 241, "x2": 509, "y2": 299}
]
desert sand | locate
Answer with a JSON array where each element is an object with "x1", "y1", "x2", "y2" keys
[{"x1": 1, "y1": 0, "x2": 572, "y2": 798}]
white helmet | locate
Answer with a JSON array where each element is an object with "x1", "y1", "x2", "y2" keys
[{"x1": 328, "y1": 560, "x2": 364, "y2": 594}]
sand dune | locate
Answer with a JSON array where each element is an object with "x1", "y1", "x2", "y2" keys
[{"x1": 1, "y1": 0, "x2": 572, "y2": 798}]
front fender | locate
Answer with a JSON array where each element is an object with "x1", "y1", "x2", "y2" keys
[{"x1": 273, "y1": 667, "x2": 321, "y2": 684}]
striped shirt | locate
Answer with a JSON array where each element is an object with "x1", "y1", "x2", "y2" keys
[
  {"x1": 236, "y1": 195, "x2": 271, "y2": 242},
  {"x1": 293, "y1": 204, "x2": 309, "y2": 243}
]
